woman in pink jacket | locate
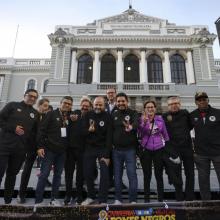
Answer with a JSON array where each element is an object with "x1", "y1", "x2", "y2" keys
[{"x1": 138, "y1": 100, "x2": 169, "y2": 202}]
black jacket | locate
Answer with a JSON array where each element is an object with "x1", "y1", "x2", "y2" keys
[
  {"x1": 37, "y1": 108, "x2": 70, "y2": 153},
  {"x1": 82, "y1": 110, "x2": 112, "y2": 158},
  {"x1": 112, "y1": 108, "x2": 139, "y2": 150},
  {"x1": 0, "y1": 101, "x2": 39, "y2": 152},
  {"x1": 163, "y1": 110, "x2": 193, "y2": 158},
  {"x1": 69, "y1": 109, "x2": 85, "y2": 151},
  {"x1": 190, "y1": 105, "x2": 220, "y2": 156}
]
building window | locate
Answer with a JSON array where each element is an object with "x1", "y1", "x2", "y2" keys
[
  {"x1": 77, "y1": 54, "x2": 93, "y2": 84},
  {"x1": 0, "y1": 76, "x2": 4, "y2": 99},
  {"x1": 124, "y1": 54, "x2": 140, "y2": 83},
  {"x1": 27, "y1": 79, "x2": 36, "y2": 90},
  {"x1": 170, "y1": 54, "x2": 187, "y2": 84},
  {"x1": 147, "y1": 54, "x2": 163, "y2": 83},
  {"x1": 100, "y1": 54, "x2": 116, "y2": 82},
  {"x1": 43, "y1": 79, "x2": 49, "y2": 92}
]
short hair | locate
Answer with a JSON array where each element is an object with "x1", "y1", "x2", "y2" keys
[
  {"x1": 167, "y1": 96, "x2": 180, "y2": 103},
  {"x1": 24, "y1": 89, "x2": 38, "y2": 97},
  {"x1": 80, "y1": 96, "x2": 92, "y2": 106},
  {"x1": 38, "y1": 98, "x2": 49, "y2": 107},
  {"x1": 48, "y1": 105, "x2": 53, "y2": 111},
  {"x1": 106, "y1": 87, "x2": 117, "y2": 93},
  {"x1": 144, "y1": 100, "x2": 157, "y2": 108},
  {"x1": 116, "y1": 92, "x2": 128, "y2": 101},
  {"x1": 61, "y1": 96, "x2": 73, "y2": 103}
]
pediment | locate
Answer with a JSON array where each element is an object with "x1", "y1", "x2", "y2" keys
[{"x1": 96, "y1": 8, "x2": 166, "y2": 24}]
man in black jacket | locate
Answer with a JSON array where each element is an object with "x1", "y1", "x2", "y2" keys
[
  {"x1": 112, "y1": 92, "x2": 138, "y2": 204},
  {"x1": 0, "y1": 89, "x2": 39, "y2": 204},
  {"x1": 81, "y1": 97, "x2": 112, "y2": 205},
  {"x1": 35, "y1": 96, "x2": 73, "y2": 206},
  {"x1": 190, "y1": 92, "x2": 220, "y2": 200},
  {"x1": 64, "y1": 97, "x2": 92, "y2": 205},
  {"x1": 17, "y1": 98, "x2": 50, "y2": 204},
  {"x1": 163, "y1": 96, "x2": 194, "y2": 201}
]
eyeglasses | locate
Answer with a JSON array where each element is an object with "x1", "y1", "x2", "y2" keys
[
  {"x1": 62, "y1": 101, "x2": 72, "y2": 106},
  {"x1": 25, "y1": 94, "x2": 38, "y2": 99},
  {"x1": 168, "y1": 102, "x2": 180, "y2": 106}
]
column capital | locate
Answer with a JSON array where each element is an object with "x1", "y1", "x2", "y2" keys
[
  {"x1": 117, "y1": 47, "x2": 123, "y2": 52},
  {"x1": 186, "y1": 48, "x2": 193, "y2": 52},
  {"x1": 162, "y1": 48, "x2": 170, "y2": 52},
  {"x1": 93, "y1": 48, "x2": 101, "y2": 52},
  {"x1": 71, "y1": 47, "x2": 78, "y2": 52},
  {"x1": 140, "y1": 48, "x2": 147, "y2": 52}
]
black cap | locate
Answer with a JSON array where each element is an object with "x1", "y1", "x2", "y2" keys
[{"x1": 195, "y1": 92, "x2": 208, "y2": 100}]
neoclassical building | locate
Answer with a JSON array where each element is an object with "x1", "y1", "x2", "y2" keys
[{"x1": 1, "y1": 7, "x2": 220, "y2": 111}]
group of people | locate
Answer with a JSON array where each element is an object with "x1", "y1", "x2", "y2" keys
[{"x1": 0, "y1": 88, "x2": 220, "y2": 206}]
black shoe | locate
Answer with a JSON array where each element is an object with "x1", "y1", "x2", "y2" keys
[
  {"x1": 64, "y1": 196, "x2": 71, "y2": 206},
  {"x1": 46, "y1": 179, "x2": 52, "y2": 187},
  {"x1": 17, "y1": 196, "x2": 26, "y2": 204},
  {"x1": 4, "y1": 199, "x2": 12, "y2": 205},
  {"x1": 75, "y1": 197, "x2": 83, "y2": 205}
]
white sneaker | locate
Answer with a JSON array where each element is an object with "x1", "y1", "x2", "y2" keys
[
  {"x1": 131, "y1": 201, "x2": 137, "y2": 204},
  {"x1": 49, "y1": 199, "x2": 61, "y2": 207},
  {"x1": 113, "y1": 200, "x2": 122, "y2": 205},
  {"x1": 81, "y1": 198, "x2": 94, "y2": 205}
]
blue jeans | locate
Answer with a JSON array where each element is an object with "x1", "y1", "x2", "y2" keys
[
  {"x1": 35, "y1": 149, "x2": 66, "y2": 203},
  {"x1": 113, "y1": 148, "x2": 137, "y2": 202}
]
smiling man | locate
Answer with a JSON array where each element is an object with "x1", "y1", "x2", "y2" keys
[
  {"x1": 190, "y1": 92, "x2": 220, "y2": 200},
  {"x1": 0, "y1": 89, "x2": 39, "y2": 204}
]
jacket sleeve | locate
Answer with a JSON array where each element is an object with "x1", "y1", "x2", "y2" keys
[
  {"x1": 131, "y1": 110, "x2": 139, "y2": 130},
  {"x1": 37, "y1": 111, "x2": 52, "y2": 149},
  {"x1": 104, "y1": 115, "x2": 113, "y2": 158},
  {"x1": 161, "y1": 119, "x2": 169, "y2": 142},
  {"x1": 0, "y1": 102, "x2": 16, "y2": 133}
]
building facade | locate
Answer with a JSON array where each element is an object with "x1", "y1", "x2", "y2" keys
[{"x1": 1, "y1": 8, "x2": 220, "y2": 111}]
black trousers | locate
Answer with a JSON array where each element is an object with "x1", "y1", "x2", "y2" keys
[
  {"x1": 164, "y1": 149, "x2": 195, "y2": 201},
  {"x1": 0, "y1": 150, "x2": 26, "y2": 203},
  {"x1": 194, "y1": 153, "x2": 220, "y2": 200},
  {"x1": 140, "y1": 148, "x2": 164, "y2": 202},
  {"x1": 83, "y1": 147, "x2": 109, "y2": 203},
  {"x1": 65, "y1": 148, "x2": 84, "y2": 200},
  {"x1": 19, "y1": 150, "x2": 37, "y2": 198}
]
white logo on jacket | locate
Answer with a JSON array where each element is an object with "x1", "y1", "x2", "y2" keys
[
  {"x1": 30, "y1": 113, "x2": 35, "y2": 119},
  {"x1": 209, "y1": 116, "x2": 216, "y2": 122}
]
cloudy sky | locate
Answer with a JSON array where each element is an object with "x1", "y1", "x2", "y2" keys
[{"x1": 0, "y1": 0, "x2": 220, "y2": 58}]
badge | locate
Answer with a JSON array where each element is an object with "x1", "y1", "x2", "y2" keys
[
  {"x1": 167, "y1": 115, "x2": 172, "y2": 122},
  {"x1": 194, "y1": 117, "x2": 198, "y2": 122},
  {"x1": 30, "y1": 113, "x2": 35, "y2": 119},
  {"x1": 56, "y1": 118, "x2": 60, "y2": 121},
  {"x1": 61, "y1": 127, "x2": 67, "y2": 137},
  {"x1": 114, "y1": 117, "x2": 118, "y2": 120},
  {"x1": 17, "y1": 108, "x2": 22, "y2": 112},
  {"x1": 99, "y1": 121, "x2": 105, "y2": 127},
  {"x1": 209, "y1": 116, "x2": 216, "y2": 122},
  {"x1": 125, "y1": 115, "x2": 130, "y2": 121}
]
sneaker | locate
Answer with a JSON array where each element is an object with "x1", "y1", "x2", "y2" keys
[
  {"x1": 17, "y1": 196, "x2": 26, "y2": 204},
  {"x1": 63, "y1": 196, "x2": 71, "y2": 206},
  {"x1": 49, "y1": 199, "x2": 61, "y2": 207},
  {"x1": 81, "y1": 198, "x2": 94, "y2": 205},
  {"x1": 34, "y1": 202, "x2": 44, "y2": 207},
  {"x1": 113, "y1": 200, "x2": 122, "y2": 205},
  {"x1": 131, "y1": 201, "x2": 137, "y2": 204}
]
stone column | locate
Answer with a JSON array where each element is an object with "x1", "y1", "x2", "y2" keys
[
  {"x1": 70, "y1": 49, "x2": 77, "y2": 83},
  {"x1": 163, "y1": 50, "x2": 171, "y2": 83},
  {"x1": 0, "y1": 75, "x2": 4, "y2": 99},
  {"x1": 186, "y1": 50, "x2": 195, "y2": 84},
  {"x1": 92, "y1": 49, "x2": 100, "y2": 83},
  {"x1": 140, "y1": 49, "x2": 147, "y2": 83},
  {"x1": 116, "y1": 49, "x2": 123, "y2": 83}
]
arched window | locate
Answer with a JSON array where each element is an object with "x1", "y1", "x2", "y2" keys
[
  {"x1": 77, "y1": 54, "x2": 93, "y2": 84},
  {"x1": 124, "y1": 54, "x2": 140, "y2": 83},
  {"x1": 170, "y1": 54, "x2": 187, "y2": 84},
  {"x1": 43, "y1": 79, "x2": 49, "y2": 92},
  {"x1": 27, "y1": 79, "x2": 36, "y2": 90},
  {"x1": 147, "y1": 54, "x2": 163, "y2": 83},
  {"x1": 100, "y1": 54, "x2": 116, "y2": 82}
]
